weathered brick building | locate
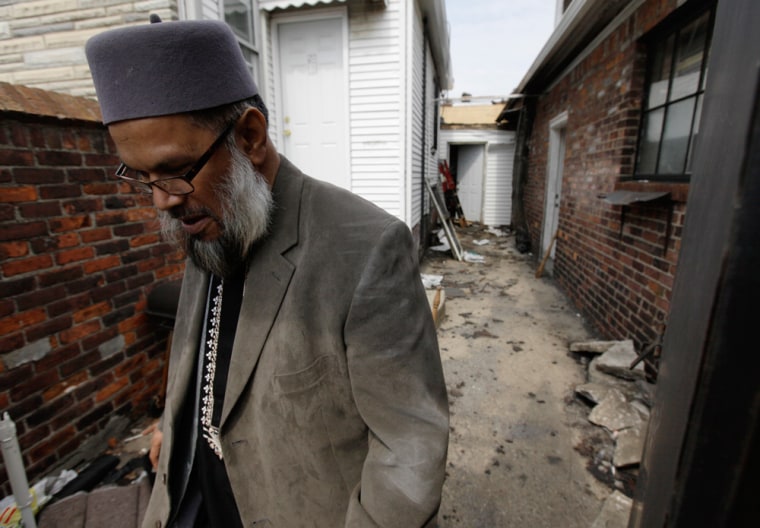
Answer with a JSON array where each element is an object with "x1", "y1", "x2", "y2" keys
[
  {"x1": 0, "y1": 82, "x2": 183, "y2": 495},
  {"x1": 507, "y1": 0, "x2": 715, "y2": 351}
]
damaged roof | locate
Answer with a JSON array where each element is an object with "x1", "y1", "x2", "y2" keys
[{"x1": 440, "y1": 103, "x2": 507, "y2": 128}]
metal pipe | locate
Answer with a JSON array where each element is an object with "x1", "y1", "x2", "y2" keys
[{"x1": 0, "y1": 412, "x2": 37, "y2": 528}]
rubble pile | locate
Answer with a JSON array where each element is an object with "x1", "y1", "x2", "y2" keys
[{"x1": 569, "y1": 339, "x2": 655, "y2": 527}]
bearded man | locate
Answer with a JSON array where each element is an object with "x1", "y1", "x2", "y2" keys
[{"x1": 85, "y1": 17, "x2": 449, "y2": 528}]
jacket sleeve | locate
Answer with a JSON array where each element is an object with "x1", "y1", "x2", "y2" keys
[{"x1": 343, "y1": 219, "x2": 450, "y2": 527}]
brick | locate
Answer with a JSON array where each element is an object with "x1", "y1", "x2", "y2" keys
[
  {"x1": 0, "y1": 148, "x2": 33, "y2": 166},
  {"x1": 82, "y1": 183, "x2": 119, "y2": 195},
  {"x1": 56, "y1": 246, "x2": 95, "y2": 265},
  {"x1": 67, "y1": 168, "x2": 105, "y2": 182},
  {"x1": 95, "y1": 211, "x2": 126, "y2": 226},
  {"x1": 39, "y1": 184, "x2": 82, "y2": 200},
  {"x1": 25, "y1": 315, "x2": 72, "y2": 343},
  {"x1": 113, "y1": 224, "x2": 144, "y2": 237},
  {"x1": 60, "y1": 349, "x2": 98, "y2": 379},
  {"x1": 80, "y1": 227, "x2": 111, "y2": 243},
  {"x1": 104, "y1": 265, "x2": 138, "y2": 283},
  {"x1": 39, "y1": 265, "x2": 83, "y2": 287},
  {"x1": 126, "y1": 273, "x2": 153, "y2": 290},
  {"x1": 27, "y1": 393, "x2": 75, "y2": 427},
  {"x1": 12, "y1": 167, "x2": 66, "y2": 184},
  {"x1": 0, "y1": 186, "x2": 37, "y2": 202},
  {"x1": 0, "y1": 307, "x2": 46, "y2": 336},
  {"x1": 0, "y1": 221, "x2": 47, "y2": 241},
  {"x1": 127, "y1": 207, "x2": 156, "y2": 222},
  {"x1": 66, "y1": 275, "x2": 103, "y2": 295},
  {"x1": 51, "y1": 398, "x2": 93, "y2": 430},
  {"x1": 62, "y1": 197, "x2": 103, "y2": 214},
  {"x1": 89, "y1": 352, "x2": 122, "y2": 376},
  {"x1": 1, "y1": 254, "x2": 54, "y2": 276},
  {"x1": 102, "y1": 305, "x2": 136, "y2": 327},
  {"x1": 36, "y1": 150, "x2": 83, "y2": 166},
  {"x1": 49, "y1": 214, "x2": 89, "y2": 232},
  {"x1": 58, "y1": 320, "x2": 101, "y2": 345},
  {"x1": 104, "y1": 195, "x2": 137, "y2": 209},
  {"x1": 129, "y1": 234, "x2": 160, "y2": 247},
  {"x1": 0, "y1": 204, "x2": 14, "y2": 221},
  {"x1": 0, "y1": 333, "x2": 25, "y2": 357},
  {"x1": 72, "y1": 301, "x2": 110, "y2": 324},
  {"x1": 95, "y1": 376, "x2": 129, "y2": 403},
  {"x1": 91, "y1": 282, "x2": 127, "y2": 303},
  {"x1": 0, "y1": 276, "x2": 35, "y2": 297},
  {"x1": 76, "y1": 401, "x2": 114, "y2": 431},
  {"x1": 16, "y1": 285, "x2": 66, "y2": 311},
  {"x1": 0, "y1": 241, "x2": 29, "y2": 259},
  {"x1": 0, "y1": 299, "x2": 13, "y2": 318},
  {"x1": 83, "y1": 255, "x2": 120, "y2": 274},
  {"x1": 10, "y1": 368, "x2": 59, "y2": 402},
  {"x1": 34, "y1": 343, "x2": 79, "y2": 374},
  {"x1": 29, "y1": 425, "x2": 76, "y2": 462},
  {"x1": 94, "y1": 238, "x2": 129, "y2": 255},
  {"x1": 18, "y1": 201, "x2": 62, "y2": 218},
  {"x1": 122, "y1": 247, "x2": 151, "y2": 264}
]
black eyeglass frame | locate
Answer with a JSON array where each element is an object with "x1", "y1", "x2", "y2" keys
[{"x1": 114, "y1": 120, "x2": 237, "y2": 196}]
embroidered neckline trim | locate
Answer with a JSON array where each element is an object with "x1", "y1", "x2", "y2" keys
[{"x1": 201, "y1": 279, "x2": 224, "y2": 460}]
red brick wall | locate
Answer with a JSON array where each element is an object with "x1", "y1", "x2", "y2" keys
[
  {"x1": 0, "y1": 83, "x2": 184, "y2": 495},
  {"x1": 524, "y1": 0, "x2": 688, "y2": 348}
]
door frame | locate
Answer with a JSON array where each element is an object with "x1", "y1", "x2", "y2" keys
[
  {"x1": 270, "y1": 7, "x2": 350, "y2": 186},
  {"x1": 542, "y1": 110, "x2": 568, "y2": 265},
  {"x1": 448, "y1": 141, "x2": 487, "y2": 223}
]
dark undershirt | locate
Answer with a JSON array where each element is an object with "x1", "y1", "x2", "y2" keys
[{"x1": 194, "y1": 270, "x2": 245, "y2": 528}]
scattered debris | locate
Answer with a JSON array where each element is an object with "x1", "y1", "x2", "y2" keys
[
  {"x1": 472, "y1": 239, "x2": 490, "y2": 246},
  {"x1": 594, "y1": 340, "x2": 646, "y2": 381},
  {"x1": 421, "y1": 274, "x2": 444, "y2": 289},
  {"x1": 570, "y1": 338, "x2": 655, "y2": 525},
  {"x1": 463, "y1": 251, "x2": 485, "y2": 263},
  {"x1": 591, "y1": 491, "x2": 633, "y2": 528}
]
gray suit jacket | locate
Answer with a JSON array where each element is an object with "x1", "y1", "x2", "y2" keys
[{"x1": 142, "y1": 158, "x2": 449, "y2": 528}]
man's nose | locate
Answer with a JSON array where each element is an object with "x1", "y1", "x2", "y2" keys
[{"x1": 151, "y1": 186, "x2": 186, "y2": 211}]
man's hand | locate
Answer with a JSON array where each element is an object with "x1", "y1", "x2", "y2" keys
[{"x1": 142, "y1": 422, "x2": 163, "y2": 470}]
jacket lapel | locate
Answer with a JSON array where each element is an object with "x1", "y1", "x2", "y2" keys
[{"x1": 220, "y1": 157, "x2": 302, "y2": 428}]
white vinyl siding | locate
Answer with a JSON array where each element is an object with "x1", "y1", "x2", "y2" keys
[
  {"x1": 348, "y1": 0, "x2": 404, "y2": 217},
  {"x1": 483, "y1": 143, "x2": 514, "y2": 226},
  {"x1": 410, "y1": 3, "x2": 425, "y2": 227}
]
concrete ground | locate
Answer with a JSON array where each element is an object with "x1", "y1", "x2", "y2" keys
[{"x1": 422, "y1": 224, "x2": 613, "y2": 528}]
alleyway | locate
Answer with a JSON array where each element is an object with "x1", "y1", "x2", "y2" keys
[{"x1": 422, "y1": 225, "x2": 614, "y2": 527}]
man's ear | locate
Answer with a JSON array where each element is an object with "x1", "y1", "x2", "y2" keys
[{"x1": 235, "y1": 107, "x2": 269, "y2": 165}]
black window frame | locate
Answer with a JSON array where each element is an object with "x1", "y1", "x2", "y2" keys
[{"x1": 632, "y1": 1, "x2": 716, "y2": 183}]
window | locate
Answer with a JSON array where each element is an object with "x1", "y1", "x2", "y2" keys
[
  {"x1": 223, "y1": 0, "x2": 260, "y2": 82},
  {"x1": 634, "y1": 5, "x2": 715, "y2": 182}
]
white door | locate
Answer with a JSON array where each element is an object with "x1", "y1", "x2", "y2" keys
[
  {"x1": 276, "y1": 17, "x2": 348, "y2": 189},
  {"x1": 542, "y1": 112, "x2": 568, "y2": 263},
  {"x1": 456, "y1": 144, "x2": 485, "y2": 222}
]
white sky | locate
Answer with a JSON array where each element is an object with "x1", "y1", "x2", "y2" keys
[{"x1": 444, "y1": 0, "x2": 558, "y2": 99}]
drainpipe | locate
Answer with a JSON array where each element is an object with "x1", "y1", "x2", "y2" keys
[
  {"x1": 0, "y1": 413, "x2": 37, "y2": 528},
  {"x1": 511, "y1": 99, "x2": 536, "y2": 253},
  {"x1": 419, "y1": 21, "x2": 429, "y2": 256}
]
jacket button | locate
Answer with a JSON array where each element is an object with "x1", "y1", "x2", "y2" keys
[
  {"x1": 155, "y1": 522, "x2": 161, "y2": 528},
  {"x1": 162, "y1": 473, "x2": 167, "y2": 485}
]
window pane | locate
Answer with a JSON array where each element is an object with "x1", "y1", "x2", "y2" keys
[
  {"x1": 647, "y1": 34, "x2": 675, "y2": 109},
  {"x1": 224, "y1": 0, "x2": 253, "y2": 43},
  {"x1": 637, "y1": 108, "x2": 664, "y2": 174},
  {"x1": 658, "y1": 97, "x2": 696, "y2": 174},
  {"x1": 671, "y1": 11, "x2": 709, "y2": 101},
  {"x1": 686, "y1": 94, "x2": 704, "y2": 173}
]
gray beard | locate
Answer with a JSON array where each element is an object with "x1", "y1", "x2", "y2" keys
[{"x1": 158, "y1": 145, "x2": 273, "y2": 278}]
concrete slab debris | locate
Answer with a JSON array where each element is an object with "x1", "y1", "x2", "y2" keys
[
  {"x1": 575, "y1": 383, "x2": 613, "y2": 405},
  {"x1": 595, "y1": 340, "x2": 647, "y2": 381},
  {"x1": 613, "y1": 424, "x2": 646, "y2": 468},
  {"x1": 590, "y1": 490, "x2": 633, "y2": 528},
  {"x1": 569, "y1": 340, "x2": 619, "y2": 354},
  {"x1": 588, "y1": 389, "x2": 644, "y2": 432}
]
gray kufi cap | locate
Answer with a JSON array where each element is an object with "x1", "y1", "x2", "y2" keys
[{"x1": 85, "y1": 17, "x2": 259, "y2": 125}]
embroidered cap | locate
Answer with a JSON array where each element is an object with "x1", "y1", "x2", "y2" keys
[{"x1": 85, "y1": 16, "x2": 259, "y2": 125}]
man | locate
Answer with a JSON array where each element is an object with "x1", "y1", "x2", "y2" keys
[{"x1": 85, "y1": 17, "x2": 449, "y2": 528}]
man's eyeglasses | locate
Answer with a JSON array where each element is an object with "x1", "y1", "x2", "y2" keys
[{"x1": 115, "y1": 121, "x2": 236, "y2": 196}]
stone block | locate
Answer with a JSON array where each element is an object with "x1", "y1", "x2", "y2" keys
[
  {"x1": 591, "y1": 491, "x2": 633, "y2": 528},
  {"x1": 588, "y1": 389, "x2": 644, "y2": 432},
  {"x1": 613, "y1": 424, "x2": 646, "y2": 468},
  {"x1": 595, "y1": 340, "x2": 646, "y2": 381}
]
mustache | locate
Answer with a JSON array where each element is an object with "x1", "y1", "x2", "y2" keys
[{"x1": 168, "y1": 205, "x2": 218, "y2": 222}]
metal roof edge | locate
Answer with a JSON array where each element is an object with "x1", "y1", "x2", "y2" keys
[{"x1": 418, "y1": 0, "x2": 452, "y2": 90}]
